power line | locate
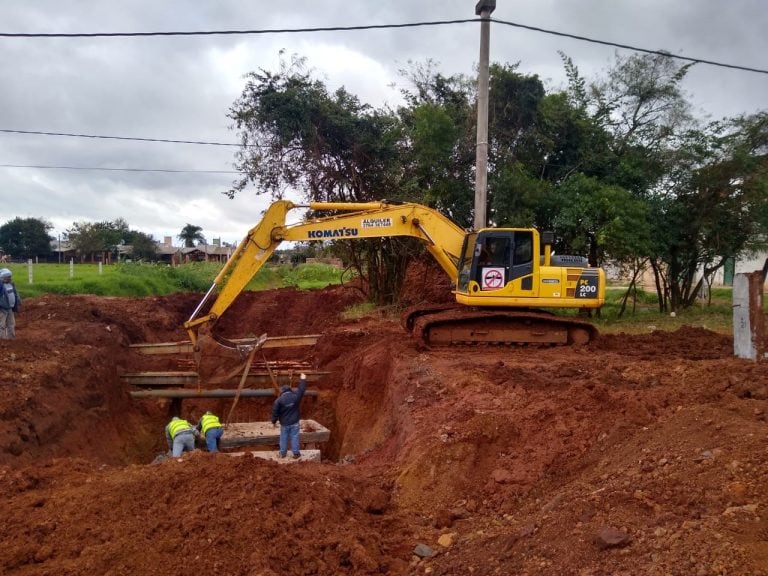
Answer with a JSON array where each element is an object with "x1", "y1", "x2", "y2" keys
[
  {"x1": 0, "y1": 17, "x2": 765, "y2": 75},
  {"x1": 0, "y1": 19, "x2": 476, "y2": 38},
  {"x1": 0, "y1": 128, "x2": 240, "y2": 147},
  {"x1": 0, "y1": 163, "x2": 237, "y2": 174},
  {"x1": 492, "y1": 18, "x2": 768, "y2": 75}
]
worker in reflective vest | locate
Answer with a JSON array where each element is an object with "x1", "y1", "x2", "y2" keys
[
  {"x1": 165, "y1": 416, "x2": 198, "y2": 457},
  {"x1": 196, "y1": 411, "x2": 224, "y2": 453}
]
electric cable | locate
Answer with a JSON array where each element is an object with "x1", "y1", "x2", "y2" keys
[
  {"x1": 0, "y1": 17, "x2": 764, "y2": 75},
  {"x1": 492, "y1": 18, "x2": 768, "y2": 75},
  {"x1": 0, "y1": 163, "x2": 237, "y2": 174},
  {"x1": 0, "y1": 128, "x2": 240, "y2": 147},
  {"x1": 0, "y1": 19, "x2": 476, "y2": 38}
]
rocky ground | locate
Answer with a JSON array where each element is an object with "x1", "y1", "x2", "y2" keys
[{"x1": 1, "y1": 280, "x2": 767, "y2": 575}]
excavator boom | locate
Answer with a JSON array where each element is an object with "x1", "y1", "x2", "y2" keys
[{"x1": 185, "y1": 200, "x2": 466, "y2": 344}]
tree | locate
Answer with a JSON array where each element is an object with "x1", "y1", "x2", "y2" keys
[
  {"x1": 66, "y1": 220, "x2": 126, "y2": 263},
  {"x1": 228, "y1": 53, "x2": 407, "y2": 304},
  {"x1": 228, "y1": 53, "x2": 402, "y2": 203},
  {"x1": 178, "y1": 224, "x2": 205, "y2": 247},
  {"x1": 564, "y1": 52, "x2": 717, "y2": 311},
  {"x1": 0, "y1": 217, "x2": 53, "y2": 259},
  {"x1": 563, "y1": 51, "x2": 694, "y2": 198},
  {"x1": 397, "y1": 61, "x2": 476, "y2": 226},
  {"x1": 126, "y1": 231, "x2": 158, "y2": 261},
  {"x1": 552, "y1": 173, "x2": 653, "y2": 316},
  {"x1": 648, "y1": 115, "x2": 768, "y2": 311},
  {"x1": 587, "y1": 51, "x2": 694, "y2": 155}
]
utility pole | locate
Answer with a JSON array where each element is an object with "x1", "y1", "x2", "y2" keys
[{"x1": 473, "y1": 0, "x2": 496, "y2": 231}]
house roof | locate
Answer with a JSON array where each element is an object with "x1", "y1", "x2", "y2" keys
[
  {"x1": 47, "y1": 239, "x2": 232, "y2": 257},
  {"x1": 180, "y1": 245, "x2": 232, "y2": 256}
]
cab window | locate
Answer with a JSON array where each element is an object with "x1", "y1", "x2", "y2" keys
[{"x1": 513, "y1": 233, "x2": 532, "y2": 265}]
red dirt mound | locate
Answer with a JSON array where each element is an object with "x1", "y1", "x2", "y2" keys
[
  {"x1": 1, "y1": 288, "x2": 767, "y2": 575},
  {"x1": 399, "y1": 256, "x2": 454, "y2": 306}
]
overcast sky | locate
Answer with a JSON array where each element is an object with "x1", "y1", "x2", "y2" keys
[{"x1": 1, "y1": 1, "x2": 766, "y2": 246}]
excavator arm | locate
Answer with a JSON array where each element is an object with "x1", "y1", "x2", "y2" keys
[{"x1": 184, "y1": 200, "x2": 468, "y2": 344}]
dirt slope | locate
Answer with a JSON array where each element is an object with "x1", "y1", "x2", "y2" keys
[{"x1": 1, "y1": 287, "x2": 767, "y2": 575}]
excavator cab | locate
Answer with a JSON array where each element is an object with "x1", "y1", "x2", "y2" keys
[
  {"x1": 455, "y1": 228, "x2": 605, "y2": 309},
  {"x1": 457, "y1": 230, "x2": 535, "y2": 296},
  {"x1": 470, "y1": 230, "x2": 534, "y2": 290}
]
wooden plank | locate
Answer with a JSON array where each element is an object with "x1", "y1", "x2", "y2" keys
[
  {"x1": 124, "y1": 371, "x2": 330, "y2": 387},
  {"x1": 219, "y1": 420, "x2": 330, "y2": 449},
  {"x1": 238, "y1": 372, "x2": 330, "y2": 385},
  {"x1": 130, "y1": 334, "x2": 321, "y2": 355},
  {"x1": 122, "y1": 372, "x2": 198, "y2": 386},
  {"x1": 130, "y1": 388, "x2": 319, "y2": 399}
]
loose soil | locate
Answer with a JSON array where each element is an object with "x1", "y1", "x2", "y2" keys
[{"x1": 1, "y1": 282, "x2": 767, "y2": 576}]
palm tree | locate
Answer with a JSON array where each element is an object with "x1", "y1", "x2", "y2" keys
[{"x1": 178, "y1": 224, "x2": 206, "y2": 247}]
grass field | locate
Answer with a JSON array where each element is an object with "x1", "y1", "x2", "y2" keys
[
  {"x1": 595, "y1": 286, "x2": 736, "y2": 334},
  {"x1": 2, "y1": 261, "x2": 348, "y2": 298},
  {"x1": 3, "y1": 261, "x2": 744, "y2": 334}
]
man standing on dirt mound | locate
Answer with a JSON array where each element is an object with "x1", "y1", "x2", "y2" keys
[
  {"x1": 165, "y1": 416, "x2": 199, "y2": 457},
  {"x1": 196, "y1": 411, "x2": 224, "y2": 453},
  {"x1": 271, "y1": 373, "x2": 307, "y2": 459},
  {"x1": 0, "y1": 268, "x2": 20, "y2": 339}
]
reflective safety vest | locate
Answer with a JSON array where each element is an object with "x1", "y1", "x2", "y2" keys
[
  {"x1": 200, "y1": 413, "x2": 222, "y2": 435},
  {"x1": 168, "y1": 418, "x2": 193, "y2": 439}
]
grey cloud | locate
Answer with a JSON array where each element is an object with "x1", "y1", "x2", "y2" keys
[{"x1": 0, "y1": 0, "x2": 766, "y2": 243}]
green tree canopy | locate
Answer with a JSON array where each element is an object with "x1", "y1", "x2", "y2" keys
[
  {"x1": 554, "y1": 173, "x2": 651, "y2": 266},
  {"x1": 648, "y1": 115, "x2": 768, "y2": 310},
  {"x1": 126, "y1": 230, "x2": 158, "y2": 261},
  {"x1": 228, "y1": 54, "x2": 408, "y2": 304},
  {"x1": 178, "y1": 224, "x2": 205, "y2": 247},
  {"x1": 228, "y1": 53, "x2": 402, "y2": 203},
  {"x1": 0, "y1": 217, "x2": 53, "y2": 259},
  {"x1": 397, "y1": 61, "x2": 475, "y2": 226},
  {"x1": 66, "y1": 219, "x2": 129, "y2": 262},
  {"x1": 224, "y1": 50, "x2": 768, "y2": 312}
]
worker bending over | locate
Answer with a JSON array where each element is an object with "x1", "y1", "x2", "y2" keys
[
  {"x1": 165, "y1": 416, "x2": 199, "y2": 457},
  {"x1": 196, "y1": 411, "x2": 223, "y2": 452}
]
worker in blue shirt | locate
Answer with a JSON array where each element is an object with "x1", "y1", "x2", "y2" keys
[{"x1": 271, "y1": 373, "x2": 307, "y2": 459}]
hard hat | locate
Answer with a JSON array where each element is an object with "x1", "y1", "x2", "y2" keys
[
  {"x1": 171, "y1": 416, "x2": 180, "y2": 421},
  {"x1": 0, "y1": 268, "x2": 11, "y2": 278}
]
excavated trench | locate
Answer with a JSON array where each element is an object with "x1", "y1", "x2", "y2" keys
[
  {"x1": 124, "y1": 348, "x2": 392, "y2": 465},
  {"x1": 116, "y1": 287, "x2": 402, "y2": 465}
]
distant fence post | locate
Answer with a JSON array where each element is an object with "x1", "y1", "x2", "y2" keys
[
  {"x1": 27, "y1": 258, "x2": 33, "y2": 284},
  {"x1": 69, "y1": 258, "x2": 74, "y2": 279}
]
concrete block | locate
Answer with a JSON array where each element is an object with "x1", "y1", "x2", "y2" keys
[
  {"x1": 219, "y1": 419, "x2": 329, "y2": 449},
  {"x1": 226, "y1": 449, "x2": 321, "y2": 463}
]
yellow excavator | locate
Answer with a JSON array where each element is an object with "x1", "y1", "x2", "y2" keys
[{"x1": 184, "y1": 200, "x2": 605, "y2": 347}]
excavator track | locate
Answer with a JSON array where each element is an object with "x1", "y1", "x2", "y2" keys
[{"x1": 402, "y1": 304, "x2": 598, "y2": 346}]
